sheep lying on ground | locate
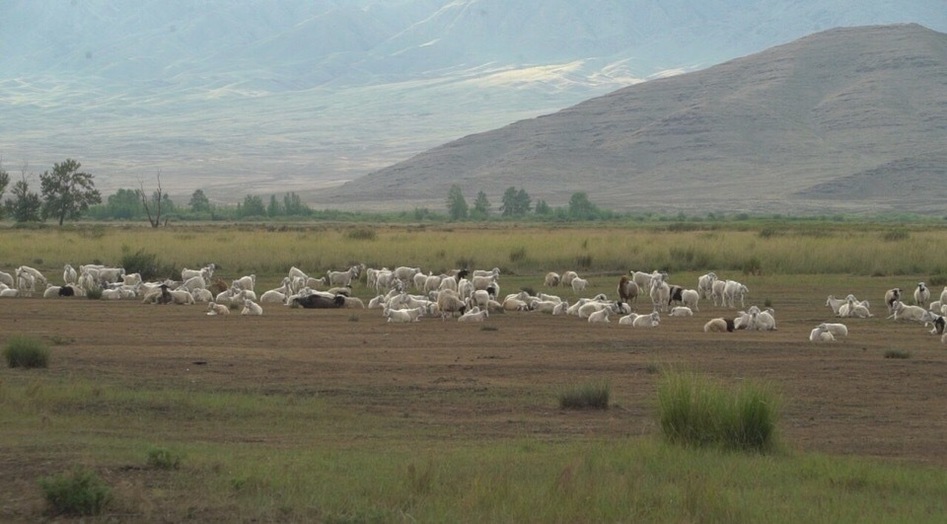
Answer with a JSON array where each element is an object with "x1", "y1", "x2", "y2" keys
[
  {"x1": 887, "y1": 301, "x2": 926, "y2": 322},
  {"x1": 241, "y1": 299, "x2": 263, "y2": 316},
  {"x1": 384, "y1": 306, "x2": 424, "y2": 323},
  {"x1": 458, "y1": 307, "x2": 489, "y2": 322},
  {"x1": 703, "y1": 318, "x2": 735, "y2": 332},
  {"x1": 206, "y1": 302, "x2": 230, "y2": 316},
  {"x1": 819, "y1": 322, "x2": 848, "y2": 337},
  {"x1": 669, "y1": 306, "x2": 693, "y2": 317},
  {"x1": 809, "y1": 324, "x2": 835, "y2": 342},
  {"x1": 587, "y1": 308, "x2": 612, "y2": 323}
]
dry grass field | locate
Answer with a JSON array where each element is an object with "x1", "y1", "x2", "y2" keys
[{"x1": 1, "y1": 264, "x2": 946, "y2": 520}]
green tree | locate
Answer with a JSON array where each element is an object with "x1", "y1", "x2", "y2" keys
[
  {"x1": 500, "y1": 186, "x2": 531, "y2": 217},
  {"x1": 471, "y1": 190, "x2": 490, "y2": 220},
  {"x1": 106, "y1": 188, "x2": 143, "y2": 219},
  {"x1": 534, "y1": 199, "x2": 551, "y2": 215},
  {"x1": 568, "y1": 192, "x2": 598, "y2": 220},
  {"x1": 237, "y1": 195, "x2": 266, "y2": 218},
  {"x1": 446, "y1": 184, "x2": 468, "y2": 220},
  {"x1": 283, "y1": 192, "x2": 310, "y2": 216},
  {"x1": 188, "y1": 189, "x2": 211, "y2": 213},
  {"x1": 40, "y1": 159, "x2": 102, "y2": 225},
  {"x1": 6, "y1": 176, "x2": 42, "y2": 222},
  {"x1": 0, "y1": 163, "x2": 9, "y2": 220},
  {"x1": 267, "y1": 194, "x2": 283, "y2": 217}
]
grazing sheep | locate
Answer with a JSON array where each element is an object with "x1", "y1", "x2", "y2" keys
[
  {"x1": 617, "y1": 276, "x2": 639, "y2": 307},
  {"x1": 570, "y1": 276, "x2": 589, "y2": 294},
  {"x1": 328, "y1": 265, "x2": 360, "y2": 288},
  {"x1": 914, "y1": 282, "x2": 931, "y2": 308},
  {"x1": 669, "y1": 306, "x2": 693, "y2": 317},
  {"x1": 723, "y1": 280, "x2": 748, "y2": 309},
  {"x1": 206, "y1": 302, "x2": 230, "y2": 316},
  {"x1": 681, "y1": 289, "x2": 700, "y2": 311},
  {"x1": 544, "y1": 272, "x2": 561, "y2": 287},
  {"x1": 711, "y1": 279, "x2": 728, "y2": 307},
  {"x1": 435, "y1": 290, "x2": 467, "y2": 319},
  {"x1": 63, "y1": 264, "x2": 78, "y2": 285},
  {"x1": 560, "y1": 271, "x2": 579, "y2": 288},
  {"x1": 0, "y1": 270, "x2": 14, "y2": 288},
  {"x1": 809, "y1": 325, "x2": 836, "y2": 342},
  {"x1": 703, "y1": 318, "x2": 735, "y2": 332}
]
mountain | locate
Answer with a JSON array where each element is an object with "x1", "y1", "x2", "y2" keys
[
  {"x1": 313, "y1": 24, "x2": 947, "y2": 215},
  {"x1": 1, "y1": 2, "x2": 945, "y2": 208}
]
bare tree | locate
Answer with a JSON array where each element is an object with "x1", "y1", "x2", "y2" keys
[{"x1": 138, "y1": 170, "x2": 164, "y2": 228}]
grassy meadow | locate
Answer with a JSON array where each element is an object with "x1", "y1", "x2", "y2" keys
[{"x1": 1, "y1": 220, "x2": 947, "y2": 522}]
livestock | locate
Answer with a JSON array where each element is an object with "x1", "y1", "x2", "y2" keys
[
  {"x1": 168, "y1": 289, "x2": 196, "y2": 305},
  {"x1": 16, "y1": 270, "x2": 35, "y2": 297},
  {"x1": 502, "y1": 297, "x2": 531, "y2": 312},
  {"x1": 711, "y1": 279, "x2": 728, "y2": 307},
  {"x1": 631, "y1": 311, "x2": 660, "y2": 328},
  {"x1": 384, "y1": 306, "x2": 424, "y2": 323},
  {"x1": 231, "y1": 274, "x2": 256, "y2": 292},
  {"x1": 544, "y1": 272, "x2": 561, "y2": 287},
  {"x1": 328, "y1": 265, "x2": 360, "y2": 288},
  {"x1": 291, "y1": 293, "x2": 346, "y2": 309},
  {"x1": 95, "y1": 266, "x2": 126, "y2": 284},
  {"x1": 667, "y1": 285, "x2": 685, "y2": 306},
  {"x1": 723, "y1": 280, "x2": 748, "y2": 309},
  {"x1": 820, "y1": 322, "x2": 848, "y2": 337},
  {"x1": 618, "y1": 313, "x2": 639, "y2": 325},
  {"x1": 468, "y1": 289, "x2": 492, "y2": 311},
  {"x1": 920, "y1": 310, "x2": 946, "y2": 335},
  {"x1": 886, "y1": 301, "x2": 926, "y2": 322},
  {"x1": 435, "y1": 290, "x2": 467, "y2": 319},
  {"x1": 43, "y1": 284, "x2": 64, "y2": 298},
  {"x1": 0, "y1": 270, "x2": 14, "y2": 288},
  {"x1": 587, "y1": 308, "x2": 612, "y2": 323},
  {"x1": 206, "y1": 302, "x2": 230, "y2": 316},
  {"x1": 63, "y1": 264, "x2": 78, "y2": 285},
  {"x1": 577, "y1": 300, "x2": 617, "y2": 319},
  {"x1": 809, "y1": 325, "x2": 836, "y2": 342},
  {"x1": 122, "y1": 272, "x2": 143, "y2": 286},
  {"x1": 142, "y1": 284, "x2": 173, "y2": 305},
  {"x1": 884, "y1": 288, "x2": 902, "y2": 314},
  {"x1": 180, "y1": 275, "x2": 208, "y2": 292},
  {"x1": 649, "y1": 279, "x2": 670, "y2": 312},
  {"x1": 392, "y1": 266, "x2": 421, "y2": 282},
  {"x1": 940, "y1": 286, "x2": 947, "y2": 305},
  {"x1": 472, "y1": 267, "x2": 500, "y2": 279},
  {"x1": 241, "y1": 299, "x2": 263, "y2": 316},
  {"x1": 914, "y1": 282, "x2": 931, "y2": 308},
  {"x1": 697, "y1": 272, "x2": 717, "y2": 300},
  {"x1": 669, "y1": 306, "x2": 693, "y2": 317},
  {"x1": 58, "y1": 285, "x2": 76, "y2": 297},
  {"x1": 825, "y1": 295, "x2": 848, "y2": 315},
  {"x1": 703, "y1": 318, "x2": 735, "y2": 332},
  {"x1": 191, "y1": 288, "x2": 214, "y2": 303},
  {"x1": 560, "y1": 271, "x2": 579, "y2": 288},
  {"x1": 472, "y1": 274, "x2": 498, "y2": 292},
  {"x1": 617, "y1": 276, "x2": 639, "y2": 306},
  {"x1": 838, "y1": 296, "x2": 871, "y2": 318},
  {"x1": 749, "y1": 308, "x2": 777, "y2": 331},
  {"x1": 458, "y1": 307, "x2": 489, "y2": 322},
  {"x1": 102, "y1": 287, "x2": 136, "y2": 300},
  {"x1": 681, "y1": 289, "x2": 700, "y2": 311},
  {"x1": 423, "y1": 274, "x2": 443, "y2": 294},
  {"x1": 17, "y1": 265, "x2": 48, "y2": 288},
  {"x1": 530, "y1": 300, "x2": 562, "y2": 314}
]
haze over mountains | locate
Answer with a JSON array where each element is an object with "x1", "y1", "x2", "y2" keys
[{"x1": 1, "y1": 1, "x2": 945, "y2": 213}]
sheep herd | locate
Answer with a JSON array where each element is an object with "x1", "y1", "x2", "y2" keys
[{"x1": 2, "y1": 262, "x2": 946, "y2": 344}]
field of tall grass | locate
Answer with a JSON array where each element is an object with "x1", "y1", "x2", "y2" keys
[{"x1": 2, "y1": 221, "x2": 947, "y2": 282}]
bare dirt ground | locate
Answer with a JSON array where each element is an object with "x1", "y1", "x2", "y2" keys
[{"x1": 3, "y1": 286, "x2": 946, "y2": 471}]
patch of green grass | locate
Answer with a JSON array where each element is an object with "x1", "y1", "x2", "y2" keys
[
  {"x1": 558, "y1": 382, "x2": 610, "y2": 410},
  {"x1": 3, "y1": 336, "x2": 50, "y2": 369},
  {"x1": 39, "y1": 467, "x2": 112, "y2": 517},
  {"x1": 657, "y1": 370, "x2": 779, "y2": 452},
  {"x1": 146, "y1": 446, "x2": 183, "y2": 470}
]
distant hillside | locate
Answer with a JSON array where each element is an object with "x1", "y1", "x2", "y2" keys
[
  {"x1": 1, "y1": 2, "x2": 945, "y2": 205},
  {"x1": 313, "y1": 24, "x2": 947, "y2": 215}
]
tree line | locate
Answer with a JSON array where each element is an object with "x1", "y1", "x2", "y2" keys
[{"x1": 446, "y1": 184, "x2": 615, "y2": 221}]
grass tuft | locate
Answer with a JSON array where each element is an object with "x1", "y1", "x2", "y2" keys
[
  {"x1": 558, "y1": 382, "x2": 610, "y2": 410},
  {"x1": 3, "y1": 336, "x2": 50, "y2": 369},
  {"x1": 657, "y1": 370, "x2": 779, "y2": 452},
  {"x1": 39, "y1": 467, "x2": 112, "y2": 517},
  {"x1": 146, "y1": 446, "x2": 183, "y2": 470},
  {"x1": 883, "y1": 349, "x2": 911, "y2": 359}
]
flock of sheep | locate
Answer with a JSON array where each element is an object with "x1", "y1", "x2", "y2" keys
[{"x1": 3, "y1": 262, "x2": 945, "y2": 344}]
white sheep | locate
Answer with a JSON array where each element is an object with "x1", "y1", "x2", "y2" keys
[
  {"x1": 887, "y1": 301, "x2": 926, "y2": 322},
  {"x1": 63, "y1": 264, "x2": 78, "y2": 285},
  {"x1": 435, "y1": 290, "x2": 467, "y2": 319},
  {"x1": 560, "y1": 271, "x2": 579, "y2": 288},
  {"x1": 668, "y1": 306, "x2": 693, "y2": 317},
  {"x1": 206, "y1": 302, "x2": 230, "y2": 316},
  {"x1": 168, "y1": 289, "x2": 196, "y2": 305},
  {"x1": 711, "y1": 279, "x2": 728, "y2": 307},
  {"x1": 809, "y1": 325, "x2": 835, "y2": 342},
  {"x1": 697, "y1": 272, "x2": 717, "y2": 300},
  {"x1": 703, "y1": 318, "x2": 734, "y2": 332},
  {"x1": 681, "y1": 289, "x2": 700, "y2": 311},
  {"x1": 570, "y1": 276, "x2": 589, "y2": 294},
  {"x1": 819, "y1": 322, "x2": 848, "y2": 337},
  {"x1": 825, "y1": 295, "x2": 848, "y2": 315},
  {"x1": 0, "y1": 270, "x2": 15, "y2": 288},
  {"x1": 231, "y1": 274, "x2": 256, "y2": 292},
  {"x1": 631, "y1": 311, "x2": 660, "y2": 328},
  {"x1": 587, "y1": 308, "x2": 612, "y2": 323},
  {"x1": 723, "y1": 280, "x2": 748, "y2": 309},
  {"x1": 617, "y1": 276, "x2": 639, "y2": 307},
  {"x1": 750, "y1": 308, "x2": 777, "y2": 331},
  {"x1": 241, "y1": 299, "x2": 263, "y2": 316},
  {"x1": 838, "y1": 296, "x2": 872, "y2": 318},
  {"x1": 328, "y1": 265, "x2": 360, "y2": 288},
  {"x1": 914, "y1": 282, "x2": 931, "y2": 308},
  {"x1": 884, "y1": 288, "x2": 902, "y2": 314},
  {"x1": 384, "y1": 306, "x2": 424, "y2": 323},
  {"x1": 458, "y1": 306, "x2": 489, "y2": 322},
  {"x1": 649, "y1": 279, "x2": 670, "y2": 312}
]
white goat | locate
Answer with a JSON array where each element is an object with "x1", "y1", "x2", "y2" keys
[
  {"x1": 723, "y1": 280, "x2": 748, "y2": 309},
  {"x1": 668, "y1": 306, "x2": 693, "y2": 317},
  {"x1": 570, "y1": 276, "x2": 589, "y2": 294},
  {"x1": 206, "y1": 302, "x2": 230, "y2": 316},
  {"x1": 887, "y1": 301, "x2": 926, "y2": 322},
  {"x1": 697, "y1": 272, "x2": 717, "y2": 300},
  {"x1": 458, "y1": 307, "x2": 489, "y2": 322},
  {"x1": 587, "y1": 308, "x2": 612, "y2": 323},
  {"x1": 820, "y1": 322, "x2": 848, "y2": 337},
  {"x1": 809, "y1": 325, "x2": 835, "y2": 342},
  {"x1": 241, "y1": 299, "x2": 263, "y2": 316},
  {"x1": 914, "y1": 282, "x2": 931, "y2": 308},
  {"x1": 384, "y1": 306, "x2": 424, "y2": 323}
]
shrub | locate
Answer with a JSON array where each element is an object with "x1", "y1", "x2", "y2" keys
[
  {"x1": 120, "y1": 247, "x2": 160, "y2": 281},
  {"x1": 881, "y1": 229, "x2": 910, "y2": 242},
  {"x1": 574, "y1": 254, "x2": 593, "y2": 270},
  {"x1": 558, "y1": 382, "x2": 610, "y2": 410},
  {"x1": 346, "y1": 228, "x2": 376, "y2": 241},
  {"x1": 657, "y1": 370, "x2": 779, "y2": 452},
  {"x1": 146, "y1": 447, "x2": 182, "y2": 470},
  {"x1": 3, "y1": 336, "x2": 50, "y2": 369},
  {"x1": 884, "y1": 349, "x2": 911, "y2": 359},
  {"x1": 509, "y1": 246, "x2": 527, "y2": 263},
  {"x1": 39, "y1": 467, "x2": 112, "y2": 516},
  {"x1": 85, "y1": 287, "x2": 103, "y2": 300}
]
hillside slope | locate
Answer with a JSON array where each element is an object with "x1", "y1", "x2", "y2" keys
[{"x1": 313, "y1": 24, "x2": 947, "y2": 215}]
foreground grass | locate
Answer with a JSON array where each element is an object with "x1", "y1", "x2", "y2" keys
[{"x1": 2, "y1": 375, "x2": 945, "y2": 522}]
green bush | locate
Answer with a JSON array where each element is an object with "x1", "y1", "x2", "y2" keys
[
  {"x1": 3, "y1": 336, "x2": 50, "y2": 369},
  {"x1": 39, "y1": 467, "x2": 112, "y2": 516},
  {"x1": 884, "y1": 349, "x2": 911, "y2": 359},
  {"x1": 85, "y1": 287, "x2": 103, "y2": 300},
  {"x1": 657, "y1": 371, "x2": 779, "y2": 452},
  {"x1": 558, "y1": 382, "x2": 610, "y2": 410},
  {"x1": 146, "y1": 446, "x2": 182, "y2": 470},
  {"x1": 120, "y1": 247, "x2": 160, "y2": 281}
]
